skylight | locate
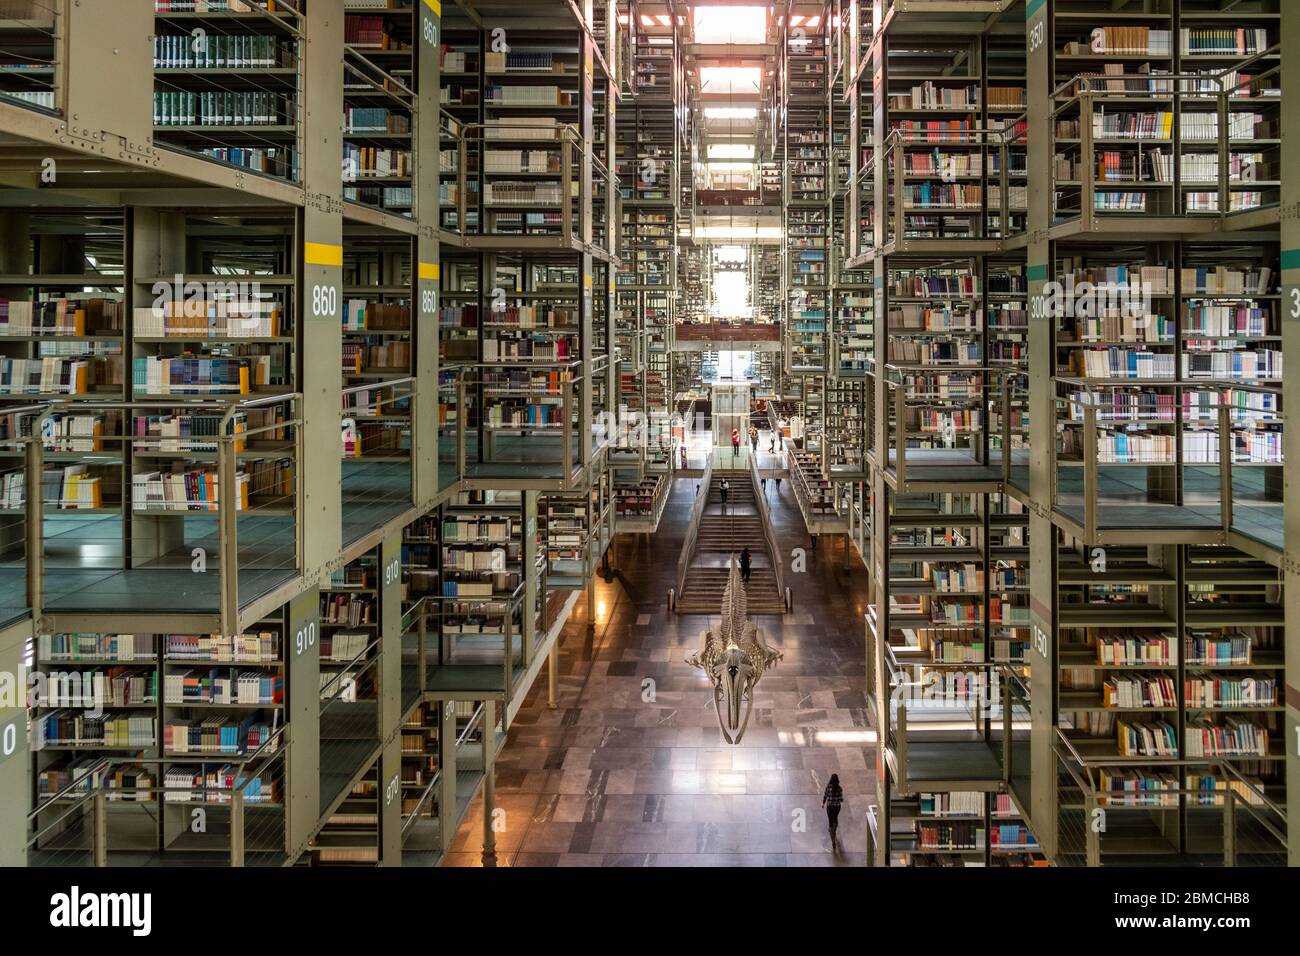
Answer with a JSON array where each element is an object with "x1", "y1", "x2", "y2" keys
[
  {"x1": 707, "y1": 143, "x2": 755, "y2": 160},
  {"x1": 699, "y1": 66, "x2": 761, "y2": 96},
  {"x1": 703, "y1": 106, "x2": 758, "y2": 120},
  {"x1": 693, "y1": 5, "x2": 767, "y2": 45}
]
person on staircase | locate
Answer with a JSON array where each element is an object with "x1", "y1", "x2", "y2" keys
[
  {"x1": 720, "y1": 478, "x2": 730, "y2": 512},
  {"x1": 740, "y1": 546, "x2": 752, "y2": 585}
]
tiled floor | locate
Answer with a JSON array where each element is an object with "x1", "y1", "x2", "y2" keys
[{"x1": 443, "y1": 470, "x2": 875, "y2": 867}]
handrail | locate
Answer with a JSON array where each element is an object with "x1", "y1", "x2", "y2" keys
[
  {"x1": 673, "y1": 457, "x2": 713, "y2": 602},
  {"x1": 748, "y1": 449, "x2": 786, "y2": 604}
]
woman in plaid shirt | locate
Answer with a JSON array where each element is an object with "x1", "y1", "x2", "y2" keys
[{"x1": 822, "y1": 773, "x2": 844, "y2": 842}]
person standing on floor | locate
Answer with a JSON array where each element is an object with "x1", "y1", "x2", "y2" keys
[
  {"x1": 731, "y1": 427, "x2": 740, "y2": 459},
  {"x1": 740, "y1": 546, "x2": 752, "y2": 584},
  {"x1": 749, "y1": 424, "x2": 759, "y2": 452},
  {"x1": 823, "y1": 773, "x2": 844, "y2": 842},
  {"x1": 774, "y1": 475, "x2": 781, "y2": 494}
]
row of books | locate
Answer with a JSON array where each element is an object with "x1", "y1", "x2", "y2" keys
[
  {"x1": 1069, "y1": 347, "x2": 1176, "y2": 379},
  {"x1": 1098, "y1": 769, "x2": 1266, "y2": 807},
  {"x1": 165, "y1": 632, "x2": 279, "y2": 663},
  {"x1": 343, "y1": 144, "x2": 411, "y2": 179},
  {"x1": 1062, "y1": 27, "x2": 1172, "y2": 57},
  {"x1": 889, "y1": 83, "x2": 980, "y2": 110},
  {"x1": 34, "y1": 712, "x2": 156, "y2": 749},
  {"x1": 165, "y1": 669, "x2": 283, "y2": 706},
  {"x1": 130, "y1": 468, "x2": 253, "y2": 511},
  {"x1": 928, "y1": 563, "x2": 983, "y2": 593},
  {"x1": 134, "y1": 302, "x2": 281, "y2": 339},
  {"x1": 1183, "y1": 349, "x2": 1281, "y2": 380},
  {"x1": 163, "y1": 716, "x2": 277, "y2": 754},
  {"x1": 154, "y1": 91, "x2": 290, "y2": 127},
  {"x1": 35, "y1": 669, "x2": 156, "y2": 708},
  {"x1": 153, "y1": 33, "x2": 284, "y2": 69},
  {"x1": 321, "y1": 632, "x2": 371, "y2": 663},
  {"x1": 38, "y1": 633, "x2": 154, "y2": 662},
  {"x1": 322, "y1": 593, "x2": 376, "y2": 627},
  {"x1": 902, "y1": 183, "x2": 983, "y2": 209},
  {"x1": 0, "y1": 298, "x2": 123, "y2": 337},
  {"x1": 1180, "y1": 28, "x2": 1272, "y2": 57},
  {"x1": 1068, "y1": 313, "x2": 1172, "y2": 343},
  {"x1": 889, "y1": 303, "x2": 979, "y2": 332},
  {"x1": 162, "y1": 766, "x2": 276, "y2": 804},
  {"x1": 1185, "y1": 676, "x2": 1277, "y2": 709},
  {"x1": 133, "y1": 355, "x2": 272, "y2": 395},
  {"x1": 0, "y1": 356, "x2": 121, "y2": 395},
  {"x1": 891, "y1": 274, "x2": 979, "y2": 298},
  {"x1": 344, "y1": 107, "x2": 410, "y2": 134},
  {"x1": 1185, "y1": 717, "x2": 1270, "y2": 757}
]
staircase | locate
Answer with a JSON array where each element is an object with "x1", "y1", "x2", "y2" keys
[{"x1": 677, "y1": 472, "x2": 785, "y2": 614}]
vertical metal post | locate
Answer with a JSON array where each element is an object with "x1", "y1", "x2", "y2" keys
[
  {"x1": 563, "y1": 385, "x2": 574, "y2": 487},
  {"x1": 1217, "y1": 404, "x2": 1233, "y2": 534},
  {"x1": 1223, "y1": 791, "x2": 1236, "y2": 866},
  {"x1": 547, "y1": 641, "x2": 558, "y2": 709},
  {"x1": 218, "y1": 435, "x2": 240, "y2": 637},
  {"x1": 1083, "y1": 403, "x2": 1099, "y2": 545},
  {"x1": 481, "y1": 699, "x2": 497, "y2": 864},
  {"x1": 24, "y1": 436, "x2": 43, "y2": 613},
  {"x1": 1085, "y1": 793, "x2": 1101, "y2": 867},
  {"x1": 92, "y1": 791, "x2": 107, "y2": 867},
  {"x1": 456, "y1": 371, "x2": 467, "y2": 479},
  {"x1": 893, "y1": 385, "x2": 906, "y2": 488},
  {"x1": 561, "y1": 137, "x2": 573, "y2": 248},
  {"x1": 417, "y1": 605, "x2": 428, "y2": 692},
  {"x1": 230, "y1": 789, "x2": 245, "y2": 867}
]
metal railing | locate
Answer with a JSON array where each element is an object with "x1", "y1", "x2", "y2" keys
[
  {"x1": 28, "y1": 393, "x2": 300, "y2": 631},
  {"x1": 452, "y1": 361, "x2": 590, "y2": 487},
  {"x1": 747, "y1": 449, "x2": 787, "y2": 609},
  {"x1": 883, "y1": 365, "x2": 1017, "y2": 487},
  {"x1": 1051, "y1": 48, "x2": 1281, "y2": 227},
  {"x1": 341, "y1": 376, "x2": 417, "y2": 545},
  {"x1": 27, "y1": 722, "x2": 291, "y2": 867},
  {"x1": 671, "y1": 457, "x2": 713, "y2": 607},
  {"x1": 881, "y1": 124, "x2": 1027, "y2": 244},
  {"x1": 1051, "y1": 382, "x2": 1276, "y2": 544},
  {"x1": 1054, "y1": 729, "x2": 1286, "y2": 866}
]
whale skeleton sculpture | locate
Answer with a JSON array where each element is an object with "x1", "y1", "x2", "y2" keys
[{"x1": 686, "y1": 556, "x2": 782, "y2": 744}]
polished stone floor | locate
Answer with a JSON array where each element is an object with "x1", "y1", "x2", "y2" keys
[{"x1": 444, "y1": 467, "x2": 875, "y2": 866}]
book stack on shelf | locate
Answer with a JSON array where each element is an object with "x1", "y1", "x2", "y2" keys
[
  {"x1": 343, "y1": 3, "x2": 415, "y2": 214},
  {"x1": 152, "y1": 1, "x2": 302, "y2": 181},
  {"x1": 887, "y1": 263, "x2": 981, "y2": 371},
  {"x1": 437, "y1": 490, "x2": 527, "y2": 671}
]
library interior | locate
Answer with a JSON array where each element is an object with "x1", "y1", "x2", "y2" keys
[{"x1": 0, "y1": 0, "x2": 1296, "y2": 872}]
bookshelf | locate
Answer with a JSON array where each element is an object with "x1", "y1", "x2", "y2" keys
[
  {"x1": 785, "y1": 27, "x2": 829, "y2": 376},
  {"x1": 343, "y1": 3, "x2": 417, "y2": 216},
  {"x1": 152, "y1": 0, "x2": 303, "y2": 183},
  {"x1": 0, "y1": 1, "x2": 57, "y2": 112}
]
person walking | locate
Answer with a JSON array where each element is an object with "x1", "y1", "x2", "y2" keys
[
  {"x1": 774, "y1": 476, "x2": 781, "y2": 494},
  {"x1": 822, "y1": 773, "x2": 844, "y2": 843},
  {"x1": 749, "y1": 425, "x2": 759, "y2": 453},
  {"x1": 760, "y1": 477, "x2": 767, "y2": 493},
  {"x1": 769, "y1": 432, "x2": 777, "y2": 452},
  {"x1": 731, "y1": 427, "x2": 740, "y2": 460},
  {"x1": 720, "y1": 478, "x2": 730, "y2": 511},
  {"x1": 740, "y1": 546, "x2": 752, "y2": 585}
]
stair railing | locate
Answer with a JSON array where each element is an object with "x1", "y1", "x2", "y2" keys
[
  {"x1": 672, "y1": 458, "x2": 713, "y2": 605},
  {"x1": 749, "y1": 449, "x2": 787, "y2": 608}
]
